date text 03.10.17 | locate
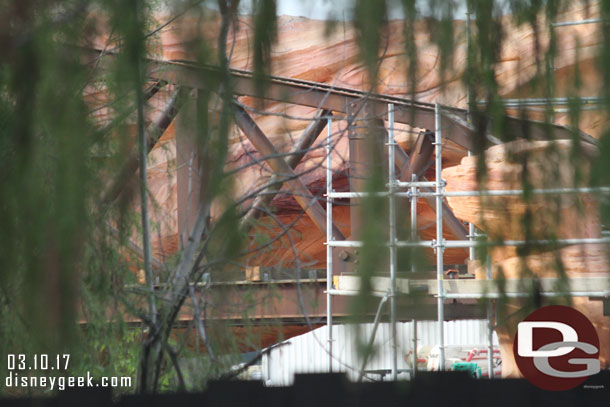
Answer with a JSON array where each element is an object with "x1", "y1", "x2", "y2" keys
[{"x1": 7, "y1": 354, "x2": 70, "y2": 371}]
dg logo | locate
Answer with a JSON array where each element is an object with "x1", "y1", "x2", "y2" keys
[{"x1": 513, "y1": 305, "x2": 601, "y2": 391}]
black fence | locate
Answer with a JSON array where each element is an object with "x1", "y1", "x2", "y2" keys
[{"x1": 2, "y1": 371, "x2": 610, "y2": 407}]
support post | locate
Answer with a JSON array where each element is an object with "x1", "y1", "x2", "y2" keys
[
  {"x1": 435, "y1": 103, "x2": 446, "y2": 371},
  {"x1": 468, "y1": 151, "x2": 476, "y2": 261},
  {"x1": 466, "y1": 6, "x2": 477, "y2": 262},
  {"x1": 347, "y1": 104, "x2": 366, "y2": 240},
  {"x1": 326, "y1": 116, "x2": 334, "y2": 373},
  {"x1": 176, "y1": 89, "x2": 202, "y2": 247},
  {"x1": 410, "y1": 174, "x2": 418, "y2": 378},
  {"x1": 486, "y1": 255, "x2": 495, "y2": 378},
  {"x1": 136, "y1": 62, "x2": 157, "y2": 326},
  {"x1": 388, "y1": 103, "x2": 398, "y2": 381},
  {"x1": 412, "y1": 319, "x2": 418, "y2": 379},
  {"x1": 342, "y1": 102, "x2": 386, "y2": 272},
  {"x1": 548, "y1": 15, "x2": 556, "y2": 123},
  {"x1": 347, "y1": 102, "x2": 386, "y2": 241},
  {"x1": 410, "y1": 173, "x2": 417, "y2": 273}
]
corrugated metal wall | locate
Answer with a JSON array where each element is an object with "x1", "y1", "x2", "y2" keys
[{"x1": 262, "y1": 320, "x2": 499, "y2": 386}]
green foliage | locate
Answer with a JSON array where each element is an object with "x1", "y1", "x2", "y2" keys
[
  {"x1": 426, "y1": 0, "x2": 456, "y2": 88},
  {"x1": 1, "y1": 0, "x2": 608, "y2": 395},
  {"x1": 401, "y1": 0, "x2": 418, "y2": 101},
  {"x1": 353, "y1": 0, "x2": 388, "y2": 81},
  {"x1": 253, "y1": 0, "x2": 278, "y2": 98},
  {"x1": 0, "y1": 1, "x2": 101, "y2": 353}
]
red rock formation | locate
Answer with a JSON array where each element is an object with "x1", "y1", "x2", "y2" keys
[
  {"x1": 443, "y1": 140, "x2": 609, "y2": 377},
  {"x1": 442, "y1": 140, "x2": 600, "y2": 241},
  {"x1": 85, "y1": 2, "x2": 610, "y2": 365},
  {"x1": 102, "y1": 1, "x2": 603, "y2": 269}
]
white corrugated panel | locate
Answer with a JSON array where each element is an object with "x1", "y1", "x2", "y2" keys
[{"x1": 262, "y1": 320, "x2": 499, "y2": 386}]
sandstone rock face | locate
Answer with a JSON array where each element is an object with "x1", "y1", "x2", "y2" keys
[
  {"x1": 84, "y1": 1, "x2": 607, "y2": 268},
  {"x1": 86, "y1": 3, "x2": 610, "y2": 370},
  {"x1": 442, "y1": 140, "x2": 600, "y2": 241},
  {"x1": 443, "y1": 140, "x2": 609, "y2": 377}
]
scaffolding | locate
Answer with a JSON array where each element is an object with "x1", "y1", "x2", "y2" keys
[
  {"x1": 324, "y1": 98, "x2": 610, "y2": 381},
  {"x1": 327, "y1": 13, "x2": 610, "y2": 381},
  {"x1": 77, "y1": 7, "x2": 610, "y2": 384}
]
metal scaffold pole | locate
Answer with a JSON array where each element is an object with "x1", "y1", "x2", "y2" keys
[
  {"x1": 551, "y1": 18, "x2": 607, "y2": 27},
  {"x1": 471, "y1": 3, "x2": 493, "y2": 370},
  {"x1": 388, "y1": 103, "x2": 398, "y2": 381},
  {"x1": 410, "y1": 174, "x2": 418, "y2": 272},
  {"x1": 467, "y1": 166, "x2": 476, "y2": 261},
  {"x1": 435, "y1": 103, "x2": 446, "y2": 371},
  {"x1": 410, "y1": 173, "x2": 418, "y2": 377},
  {"x1": 466, "y1": 7, "x2": 477, "y2": 263},
  {"x1": 327, "y1": 236, "x2": 610, "y2": 249},
  {"x1": 486, "y1": 256, "x2": 494, "y2": 379},
  {"x1": 326, "y1": 117, "x2": 333, "y2": 373}
]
